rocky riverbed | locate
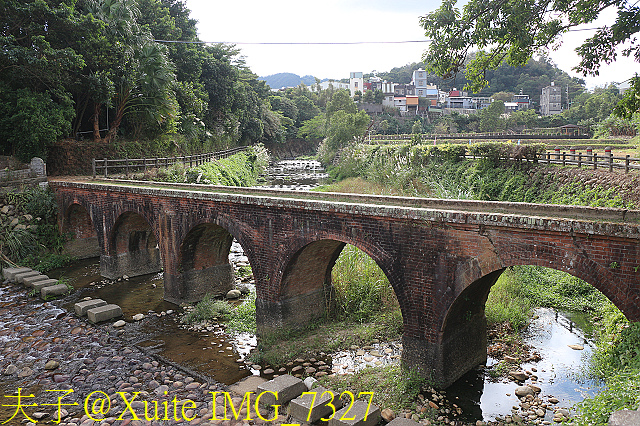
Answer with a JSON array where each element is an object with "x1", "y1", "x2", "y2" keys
[{"x1": 0, "y1": 279, "x2": 283, "y2": 426}]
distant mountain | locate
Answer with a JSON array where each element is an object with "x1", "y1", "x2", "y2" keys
[{"x1": 259, "y1": 73, "x2": 318, "y2": 89}]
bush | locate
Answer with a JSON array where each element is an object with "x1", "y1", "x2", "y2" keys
[
  {"x1": 227, "y1": 290, "x2": 257, "y2": 334},
  {"x1": 181, "y1": 294, "x2": 233, "y2": 324}
]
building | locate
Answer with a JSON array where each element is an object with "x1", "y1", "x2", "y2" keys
[
  {"x1": 446, "y1": 95, "x2": 473, "y2": 110},
  {"x1": 512, "y1": 92, "x2": 530, "y2": 110},
  {"x1": 394, "y1": 84, "x2": 416, "y2": 97},
  {"x1": 309, "y1": 80, "x2": 349, "y2": 92},
  {"x1": 412, "y1": 69, "x2": 428, "y2": 97},
  {"x1": 473, "y1": 97, "x2": 492, "y2": 110},
  {"x1": 541, "y1": 82, "x2": 562, "y2": 115},
  {"x1": 504, "y1": 102, "x2": 519, "y2": 113},
  {"x1": 349, "y1": 72, "x2": 364, "y2": 97}
]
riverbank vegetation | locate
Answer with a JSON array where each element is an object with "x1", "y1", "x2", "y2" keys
[
  {"x1": 0, "y1": 187, "x2": 73, "y2": 272},
  {"x1": 319, "y1": 142, "x2": 639, "y2": 208},
  {"x1": 126, "y1": 145, "x2": 269, "y2": 186}
]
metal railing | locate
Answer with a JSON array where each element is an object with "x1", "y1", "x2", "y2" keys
[{"x1": 92, "y1": 147, "x2": 249, "y2": 178}]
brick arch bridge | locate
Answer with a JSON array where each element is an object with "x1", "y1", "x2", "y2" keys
[{"x1": 50, "y1": 179, "x2": 640, "y2": 388}]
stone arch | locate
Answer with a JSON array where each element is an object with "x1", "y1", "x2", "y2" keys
[
  {"x1": 62, "y1": 203, "x2": 100, "y2": 259},
  {"x1": 268, "y1": 236, "x2": 403, "y2": 330},
  {"x1": 172, "y1": 223, "x2": 236, "y2": 303},
  {"x1": 101, "y1": 211, "x2": 162, "y2": 280},
  {"x1": 436, "y1": 253, "x2": 630, "y2": 387}
]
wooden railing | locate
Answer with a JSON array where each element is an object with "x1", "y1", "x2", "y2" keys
[
  {"x1": 92, "y1": 147, "x2": 249, "y2": 178},
  {"x1": 534, "y1": 150, "x2": 640, "y2": 173},
  {"x1": 461, "y1": 149, "x2": 640, "y2": 173},
  {"x1": 366, "y1": 133, "x2": 591, "y2": 142}
]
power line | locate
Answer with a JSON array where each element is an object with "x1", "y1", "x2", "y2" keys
[
  {"x1": 152, "y1": 25, "x2": 604, "y2": 46},
  {"x1": 153, "y1": 39, "x2": 432, "y2": 45}
]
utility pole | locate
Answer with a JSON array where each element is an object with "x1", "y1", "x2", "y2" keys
[{"x1": 566, "y1": 85, "x2": 570, "y2": 110}]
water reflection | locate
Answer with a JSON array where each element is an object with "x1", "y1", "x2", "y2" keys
[
  {"x1": 446, "y1": 308, "x2": 602, "y2": 422},
  {"x1": 49, "y1": 259, "x2": 253, "y2": 385}
]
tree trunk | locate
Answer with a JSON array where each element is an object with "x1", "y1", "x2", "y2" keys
[
  {"x1": 92, "y1": 102, "x2": 102, "y2": 141},
  {"x1": 73, "y1": 95, "x2": 90, "y2": 138},
  {"x1": 104, "y1": 89, "x2": 130, "y2": 144}
]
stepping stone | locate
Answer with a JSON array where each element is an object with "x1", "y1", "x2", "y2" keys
[
  {"x1": 2, "y1": 267, "x2": 31, "y2": 281},
  {"x1": 15, "y1": 271, "x2": 41, "y2": 284},
  {"x1": 32, "y1": 279, "x2": 59, "y2": 292},
  {"x1": 386, "y1": 419, "x2": 421, "y2": 426},
  {"x1": 290, "y1": 386, "x2": 342, "y2": 423},
  {"x1": 74, "y1": 299, "x2": 108, "y2": 316},
  {"x1": 41, "y1": 284, "x2": 69, "y2": 299},
  {"x1": 256, "y1": 374, "x2": 306, "y2": 407},
  {"x1": 609, "y1": 410, "x2": 640, "y2": 426},
  {"x1": 23, "y1": 274, "x2": 50, "y2": 287},
  {"x1": 328, "y1": 400, "x2": 380, "y2": 426},
  {"x1": 87, "y1": 304, "x2": 123, "y2": 323}
]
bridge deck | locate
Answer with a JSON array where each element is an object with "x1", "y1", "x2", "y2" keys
[{"x1": 51, "y1": 177, "x2": 640, "y2": 226}]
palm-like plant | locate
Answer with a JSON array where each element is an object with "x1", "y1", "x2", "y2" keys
[{"x1": 0, "y1": 220, "x2": 39, "y2": 267}]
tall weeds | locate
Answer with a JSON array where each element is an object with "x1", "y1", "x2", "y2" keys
[{"x1": 331, "y1": 245, "x2": 398, "y2": 323}]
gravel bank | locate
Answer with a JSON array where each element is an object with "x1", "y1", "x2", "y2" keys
[{"x1": 0, "y1": 280, "x2": 277, "y2": 426}]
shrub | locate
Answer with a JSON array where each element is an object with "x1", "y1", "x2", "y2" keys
[{"x1": 181, "y1": 294, "x2": 233, "y2": 324}]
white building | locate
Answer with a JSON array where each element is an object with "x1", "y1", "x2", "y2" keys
[
  {"x1": 541, "y1": 82, "x2": 562, "y2": 115},
  {"x1": 349, "y1": 72, "x2": 364, "y2": 97},
  {"x1": 308, "y1": 80, "x2": 349, "y2": 92}
]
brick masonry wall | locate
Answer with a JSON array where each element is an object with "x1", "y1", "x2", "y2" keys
[
  {"x1": 50, "y1": 179, "x2": 640, "y2": 386},
  {"x1": 47, "y1": 140, "x2": 118, "y2": 176}
]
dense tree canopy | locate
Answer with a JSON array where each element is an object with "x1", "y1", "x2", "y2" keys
[{"x1": 0, "y1": 0, "x2": 284, "y2": 161}]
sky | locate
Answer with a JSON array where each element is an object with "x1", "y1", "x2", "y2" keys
[{"x1": 185, "y1": 0, "x2": 637, "y2": 90}]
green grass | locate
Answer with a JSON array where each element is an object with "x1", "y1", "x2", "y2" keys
[
  {"x1": 575, "y1": 369, "x2": 640, "y2": 425},
  {"x1": 485, "y1": 271, "x2": 532, "y2": 330},
  {"x1": 318, "y1": 364, "x2": 429, "y2": 413},
  {"x1": 181, "y1": 294, "x2": 234, "y2": 324},
  {"x1": 313, "y1": 177, "x2": 405, "y2": 196},
  {"x1": 227, "y1": 290, "x2": 257, "y2": 334}
]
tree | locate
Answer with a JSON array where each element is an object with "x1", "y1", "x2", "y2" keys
[
  {"x1": 298, "y1": 115, "x2": 326, "y2": 140},
  {"x1": 420, "y1": 0, "x2": 639, "y2": 116},
  {"x1": 326, "y1": 110, "x2": 370, "y2": 151},
  {"x1": 563, "y1": 86, "x2": 623, "y2": 123},
  {"x1": 326, "y1": 90, "x2": 357, "y2": 120},
  {"x1": 614, "y1": 75, "x2": 640, "y2": 119},
  {"x1": 479, "y1": 100, "x2": 505, "y2": 132},
  {"x1": 0, "y1": 0, "x2": 84, "y2": 159},
  {"x1": 491, "y1": 92, "x2": 515, "y2": 102},
  {"x1": 363, "y1": 89, "x2": 375, "y2": 104}
]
